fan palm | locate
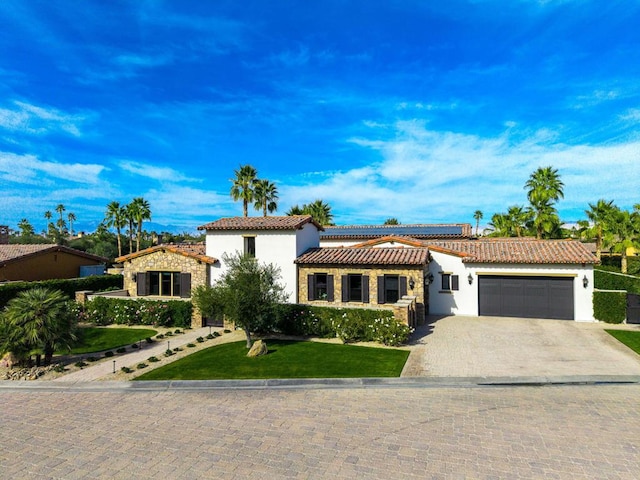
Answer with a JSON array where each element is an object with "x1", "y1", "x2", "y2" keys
[
  {"x1": 128, "y1": 197, "x2": 152, "y2": 252},
  {"x1": 230, "y1": 165, "x2": 258, "y2": 217},
  {"x1": 105, "y1": 201, "x2": 126, "y2": 257},
  {"x1": 525, "y1": 166, "x2": 564, "y2": 239},
  {"x1": 253, "y1": 179, "x2": 279, "y2": 216},
  {"x1": 585, "y1": 199, "x2": 615, "y2": 260}
]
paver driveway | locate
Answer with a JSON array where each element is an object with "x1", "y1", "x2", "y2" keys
[{"x1": 402, "y1": 315, "x2": 640, "y2": 378}]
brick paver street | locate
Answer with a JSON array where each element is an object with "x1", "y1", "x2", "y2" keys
[{"x1": 1, "y1": 383, "x2": 639, "y2": 479}]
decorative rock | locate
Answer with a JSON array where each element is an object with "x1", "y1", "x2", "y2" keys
[{"x1": 246, "y1": 339, "x2": 268, "y2": 357}]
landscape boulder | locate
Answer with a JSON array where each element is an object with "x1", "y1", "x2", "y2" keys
[{"x1": 247, "y1": 339, "x2": 268, "y2": 357}]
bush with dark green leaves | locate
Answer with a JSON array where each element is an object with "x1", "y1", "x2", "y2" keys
[
  {"x1": 593, "y1": 291, "x2": 627, "y2": 324},
  {"x1": 80, "y1": 297, "x2": 192, "y2": 327},
  {"x1": 595, "y1": 269, "x2": 640, "y2": 295}
]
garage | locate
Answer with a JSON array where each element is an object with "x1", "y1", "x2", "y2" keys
[{"x1": 478, "y1": 275, "x2": 574, "y2": 320}]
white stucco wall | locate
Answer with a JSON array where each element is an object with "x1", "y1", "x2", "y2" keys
[
  {"x1": 205, "y1": 224, "x2": 320, "y2": 302},
  {"x1": 319, "y1": 238, "x2": 362, "y2": 248},
  {"x1": 428, "y1": 251, "x2": 595, "y2": 321}
]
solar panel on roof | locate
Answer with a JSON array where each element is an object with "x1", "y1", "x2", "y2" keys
[{"x1": 320, "y1": 225, "x2": 463, "y2": 237}]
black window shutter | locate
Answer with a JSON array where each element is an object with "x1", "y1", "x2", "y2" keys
[
  {"x1": 341, "y1": 275, "x2": 348, "y2": 302},
  {"x1": 452, "y1": 275, "x2": 459, "y2": 291},
  {"x1": 307, "y1": 274, "x2": 315, "y2": 301},
  {"x1": 327, "y1": 275, "x2": 334, "y2": 302},
  {"x1": 136, "y1": 273, "x2": 148, "y2": 296},
  {"x1": 377, "y1": 276, "x2": 385, "y2": 304},
  {"x1": 400, "y1": 276, "x2": 408, "y2": 297},
  {"x1": 362, "y1": 275, "x2": 370, "y2": 303},
  {"x1": 180, "y1": 273, "x2": 191, "y2": 298}
]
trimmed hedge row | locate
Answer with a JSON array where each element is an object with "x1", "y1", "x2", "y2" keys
[
  {"x1": 80, "y1": 296, "x2": 193, "y2": 328},
  {"x1": 0, "y1": 275, "x2": 123, "y2": 308},
  {"x1": 275, "y1": 304, "x2": 411, "y2": 346},
  {"x1": 594, "y1": 269, "x2": 640, "y2": 295},
  {"x1": 593, "y1": 291, "x2": 626, "y2": 324},
  {"x1": 599, "y1": 256, "x2": 640, "y2": 276}
]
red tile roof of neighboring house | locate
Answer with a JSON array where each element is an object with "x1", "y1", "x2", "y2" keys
[
  {"x1": 350, "y1": 235, "x2": 426, "y2": 248},
  {"x1": 115, "y1": 243, "x2": 216, "y2": 264},
  {"x1": 198, "y1": 215, "x2": 323, "y2": 231},
  {"x1": 427, "y1": 238, "x2": 598, "y2": 264},
  {"x1": 295, "y1": 247, "x2": 430, "y2": 266},
  {"x1": 0, "y1": 244, "x2": 108, "y2": 265}
]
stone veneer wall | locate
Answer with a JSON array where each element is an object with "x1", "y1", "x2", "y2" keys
[
  {"x1": 121, "y1": 250, "x2": 209, "y2": 297},
  {"x1": 297, "y1": 265, "x2": 427, "y2": 324}
]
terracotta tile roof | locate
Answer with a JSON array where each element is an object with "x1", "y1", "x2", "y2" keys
[
  {"x1": 295, "y1": 247, "x2": 430, "y2": 266},
  {"x1": 198, "y1": 215, "x2": 323, "y2": 231},
  {"x1": 115, "y1": 243, "x2": 216, "y2": 264},
  {"x1": 320, "y1": 223, "x2": 472, "y2": 239},
  {"x1": 0, "y1": 244, "x2": 108, "y2": 265},
  {"x1": 427, "y1": 238, "x2": 598, "y2": 264},
  {"x1": 350, "y1": 236, "x2": 426, "y2": 248}
]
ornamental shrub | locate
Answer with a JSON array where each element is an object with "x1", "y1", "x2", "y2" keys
[
  {"x1": 275, "y1": 304, "x2": 410, "y2": 346},
  {"x1": 80, "y1": 297, "x2": 193, "y2": 327},
  {"x1": 593, "y1": 291, "x2": 626, "y2": 324}
]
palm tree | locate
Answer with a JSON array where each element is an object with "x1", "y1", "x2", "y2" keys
[
  {"x1": 525, "y1": 166, "x2": 564, "y2": 239},
  {"x1": 55, "y1": 204, "x2": 66, "y2": 235},
  {"x1": 230, "y1": 165, "x2": 258, "y2": 217},
  {"x1": 286, "y1": 205, "x2": 305, "y2": 215},
  {"x1": 605, "y1": 207, "x2": 640, "y2": 274},
  {"x1": 507, "y1": 205, "x2": 532, "y2": 237},
  {"x1": 253, "y1": 179, "x2": 279, "y2": 216},
  {"x1": 584, "y1": 199, "x2": 616, "y2": 261},
  {"x1": 128, "y1": 197, "x2": 152, "y2": 252},
  {"x1": 384, "y1": 218, "x2": 400, "y2": 225},
  {"x1": 473, "y1": 210, "x2": 483, "y2": 236},
  {"x1": 305, "y1": 199, "x2": 334, "y2": 226},
  {"x1": 125, "y1": 203, "x2": 136, "y2": 254},
  {"x1": 1, "y1": 288, "x2": 76, "y2": 366},
  {"x1": 488, "y1": 212, "x2": 512, "y2": 237},
  {"x1": 105, "y1": 201, "x2": 126, "y2": 257},
  {"x1": 44, "y1": 210, "x2": 53, "y2": 239},
  {"x1": 67, "y1": 212, "x2": 76, "y2": 237},
  {"x1": 17, "y1": 219, "x2": 35, "y2": 239}
]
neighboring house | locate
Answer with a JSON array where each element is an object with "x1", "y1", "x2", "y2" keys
[
  {"x1": 320, "y1": 223, "x2": 472, "y2": 247},
  {"x1": 426, "y1": 238, "x2": 596, "y2": 321},
  {"x1": 0, "y1": 244, "x2": 107, "y2": 282},
  {"x1": 115, "y1": 243, "x2": 215, "y2": 299},
  {"x1": 197, "y1": 215, "x2": 323, "y2": 302}
]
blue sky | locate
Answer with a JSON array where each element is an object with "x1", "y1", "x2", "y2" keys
[{"x1": 1, "y1": 1, "x2": 639, "y2": 234}]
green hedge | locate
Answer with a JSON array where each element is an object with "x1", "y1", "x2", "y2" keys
[
  {"x1": 594, "y1": 269, "x2": 640, "y2": 294},
  {"x1": 599, "y1": 255, "x2": 640, "y2": 275},
  {"x1": 275, "y1": 304, "x2": 411, "y2": 346},
  {"x1": 593, "y1": 291, "x2": 626, "y2": 324},
  {"x1": 81, "y1": 297, "x2": 192, "y2": 328},
  {"x1": 0, "y1": 275, "x2": 123, "y2": 308}
]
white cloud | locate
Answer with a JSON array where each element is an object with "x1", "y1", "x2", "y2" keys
[
  {"x1": 285, "y1": 122, "x2": 640, "y2": 224},
  {"x1": 0, "y1": 151, "x2": 105, "y2": 185},
  {"x1": 118, "y1": 160, "x2": 201, "y2": 183},
  {"x1": 0, "y1": 100, "x2": 87, "y2": 136}
]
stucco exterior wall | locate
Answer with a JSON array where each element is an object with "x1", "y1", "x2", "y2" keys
[
  {"x1": 297, "y1": 264, "x2": 427, "y2": 322},
  {"x1": 207, "y1": 225, "x2": 320, "y2": 302},
  {"x1": 0, "y1": 251, "x2": 104, "y2": 282},
  {"x1": 428, "y1": 250, "x2": 595, "y2": 321},
  {"x1": 120, "y1": 250, "x2": 209, "y2": 297}
]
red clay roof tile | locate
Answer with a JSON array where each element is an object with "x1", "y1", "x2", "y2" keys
[
  {"x1": 198, "y1": 215, "x2": 323, "y2": 231},
  {"x1": 295, "y1": 247, "x2": 430, "y2": 266}
]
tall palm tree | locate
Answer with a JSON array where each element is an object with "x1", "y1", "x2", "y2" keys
[
  {"x1": 305, "y1": 199, "x2": 334, "y2": 226},
  {"x1": 473, "y1": 210, "x2": 483, "y2": 236},
  {"x1": 585, "y1": 199, "x2": 615, "y2": 260},
  {"x1": 1, "y1": 288, "x2": 76, "y2": 366},
  {"x1": 17, "y1": 219, "x2": 34, "y2": 239},
  {"x1": 44, "y1": 210, "x2": 53, "y2": 239},
  {"x1": 525, "y1": 166, "x2": 564, "y2": 239},
  {"x1": 125, "y1": 202, "x2": 136, "y2": 254},
  {"x1": 253, "y1": 179, "x2": 279, "y2": 216},
  {"x1": 67, "y1": 212, "x2": 76, "y2": 237},
  {"x1": 488, "y1": 212, "x2": 512, "y2": 237},
  {"x1": 230, "y1": 164, "x2": 258, "y2": 217},
  {"x1": 105, "y1": 201, "x2": 126, "y2": 257},
  {"x1": 605, "y1": 207, "x2": 640, "y2": 274},
  {"x1": 507, "y1": 205, "x2": 532, "y2": 237},
  {"x1": 128, "y1": 197, "x2": 152, "y2": 252},
  {"x1": 55, "y1": 204, "x2": 66, "y2": 235}
]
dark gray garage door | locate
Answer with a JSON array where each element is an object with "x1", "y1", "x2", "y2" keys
[{"x1": 478, "y1": 276, "x2": 574, "y2": 320}]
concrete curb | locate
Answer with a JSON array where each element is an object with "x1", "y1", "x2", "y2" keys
[{"x1": 2, "y1": 375, "x2": 639, "y2": 392}]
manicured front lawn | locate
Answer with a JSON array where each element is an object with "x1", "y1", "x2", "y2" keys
[
  {"x1": 606, "y1": 330, "x2": 640, "y2": 355},
  {"x1": 135, "y1": 340, "x2": 410, "y2": 380},
  {"x1": 62, "y1": 327, "x2": 158, "y2": 354}
]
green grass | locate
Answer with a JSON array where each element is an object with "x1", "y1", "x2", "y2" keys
[
  {"x1": 606, "y1": 330, "x2": 640, "y2": 355},
  {"x1": 135, "y1": 340, "x2": 410, "y2": 380},
  {"x1": 62, "y1": 327, "x2": 158, "y2": 354}
]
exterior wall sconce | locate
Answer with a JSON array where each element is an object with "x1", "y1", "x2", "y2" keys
[
  {"x1": 468, "y1": 273, "x2": 473, "y2": 285},
  {"x1": 131, "y1": 273, "x2": 137, "y2": 282},
  {"x1": 409, "y1": 277, "x2": 415, "y2": 290},
  {"x1": 583, "y1": 275, "x2": 588, "y2": 288},
  {"x1": 424, "y1": 273, "x2": 434, "y2": 286}
]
